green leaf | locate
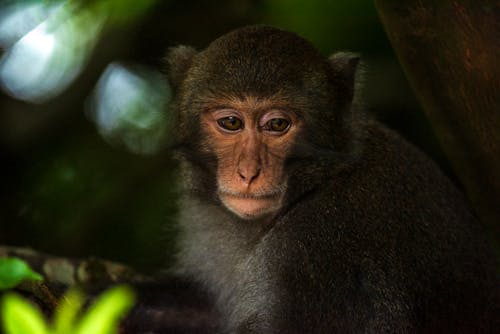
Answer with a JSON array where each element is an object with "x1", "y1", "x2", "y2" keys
[
  {"x1": 0, "y1": 258, "x2": 43, "y2": 290},
  {"x1": 93, "y1": 0, "x2": 158, "y2": 25},
  {"x1": 1, "y1": 293, "x2": 49, "y2": 334},
  {"x1": 74, "y1": 285, "x2": 135, "y2": 334},
  {"x1": 52, "y1": 289, "x2": 85, "y2": 334}
]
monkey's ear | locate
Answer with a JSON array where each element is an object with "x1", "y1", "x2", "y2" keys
[
  {"x1": 328, "y1": 52, "x2": 360, "y2": 96},
  {"x1": 165, "y1": 45, "x2": 197, "y2": 88}
]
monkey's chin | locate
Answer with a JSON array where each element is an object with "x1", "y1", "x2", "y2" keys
[{"x1": 219, "y1": 194, "x2": 281, "y2": 220}]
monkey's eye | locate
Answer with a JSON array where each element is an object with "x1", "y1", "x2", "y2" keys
[
  {"x1": 217, "y1": 116, "x2": 243, "y2": 131},
  {"x1": 266, "y1": 118, "x2": 290, "y2": 132}
]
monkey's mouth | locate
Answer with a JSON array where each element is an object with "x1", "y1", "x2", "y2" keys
[{"x1": 218, "y1": 191, "x2": 282, "y2": 219}]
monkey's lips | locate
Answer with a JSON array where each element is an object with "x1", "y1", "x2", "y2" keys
[{"x1": 218, "y1": 191, "x2": 282, "y2": 219}]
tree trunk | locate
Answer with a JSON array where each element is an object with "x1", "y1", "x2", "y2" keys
[{"x1": 374, "y1": 0, "x2": 500, "y2": 243}]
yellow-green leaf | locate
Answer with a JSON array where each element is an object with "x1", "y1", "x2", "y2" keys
[
  {"x1": 1, "y1": 293, "x2": 49, "y2": 334},
  {"x1": 52, "y1": 289, "x2": 85, "y2": 334},
  {"x1": 74, "y1": 285, "x2": 135, "y2": 334}
]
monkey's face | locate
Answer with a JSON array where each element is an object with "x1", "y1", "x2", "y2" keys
[
  {"x1": 168, "y1": 26, "x2": 358, "y2": 220},
  {"x1": 201, "y1": 96, "x2": 301, "y2": 220}
]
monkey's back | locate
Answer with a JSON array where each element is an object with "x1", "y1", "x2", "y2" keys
[{"x1": 265, "y1": 121, "x2": 500, "y2": 333}]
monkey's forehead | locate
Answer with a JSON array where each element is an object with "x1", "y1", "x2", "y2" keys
[
  {"x1": 207, "y1": 25, "x2": 317, "y2": 53},
  {"x1": 184, "y1": 26, "x2": 332, "y2": 98},
  {"x1": 200, "y1": 25, "x2": 326, "y2": 70}
]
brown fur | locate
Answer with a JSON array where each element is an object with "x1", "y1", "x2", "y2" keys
[{"x1": 166, "y1": 25, "x2": 500, "y2": 333}]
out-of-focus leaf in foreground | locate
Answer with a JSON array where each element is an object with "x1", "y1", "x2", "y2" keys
[
  {"x1": 0, "y1": 257, "x2": 43, "y2": 290},
  {"x1": 1, "y1": 293, "x2": 49, "y2": 334}
]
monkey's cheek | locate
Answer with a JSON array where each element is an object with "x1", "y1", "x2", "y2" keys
[{"x1": 220, "y1": 195, "x2": 280, "y2": 220}]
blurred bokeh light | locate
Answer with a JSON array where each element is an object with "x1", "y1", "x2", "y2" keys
[
  {"x1": 87, "y1": 63, "x2": 171, "y2": 155},
  {"x1": 0, "y1": 2, "x2": 55, "y2": 47},
  {"x1": 0, "y1": 2, "x2": 106, "y2": 103}
]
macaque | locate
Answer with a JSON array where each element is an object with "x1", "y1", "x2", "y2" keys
[{"x1": 165, "y1": 25, "x2": 500, "y2": 333}]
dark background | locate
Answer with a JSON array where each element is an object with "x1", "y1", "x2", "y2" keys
[{"x1": 0, "y1": 0, "x2": 452, "y2": 271}]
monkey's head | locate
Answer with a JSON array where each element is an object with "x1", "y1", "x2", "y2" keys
[{"x1": 166, "y1": 25, "x2": 359, "y2": 220}]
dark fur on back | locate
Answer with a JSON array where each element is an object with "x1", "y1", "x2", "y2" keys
[{"x1": 166, "y1": 25, "x2": 500, "y2": 333}]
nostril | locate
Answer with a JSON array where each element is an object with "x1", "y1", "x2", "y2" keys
[{"x1": 253, "y1": 167, "x2": 261, "y2": 180}]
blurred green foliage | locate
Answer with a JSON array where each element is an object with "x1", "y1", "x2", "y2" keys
[
  {"x1": 263, "y1": 0, "x2": 387, "y2": 53},
  {"x1": 0, "y1": 257, "x2": 43, "y2": 290},
  {"x1": 14, "y1": 134, "x2": 179, "y2": 269},
  {"x1": 1, "y1": 285, "x2": 135, "y2": 334}
]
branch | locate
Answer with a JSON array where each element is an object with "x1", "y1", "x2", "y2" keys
[{"x1": 0, "y1": 246, "x2": 217, "y2": 333}]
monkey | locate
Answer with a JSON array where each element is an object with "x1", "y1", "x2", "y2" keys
[{"x1": 164, "y1": 25, "x2": 500, "y2": 333}]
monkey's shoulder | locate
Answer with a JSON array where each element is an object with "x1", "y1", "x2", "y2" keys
[
  {"x1": 280, "y1": 121, "x2": 478, "y2": 247},
  {"x1": 354, "y1": 121, "x2": 452, "y2": 187},
  {"x1": 320, "y1": 121, "x2": 467, "y2": 214}
]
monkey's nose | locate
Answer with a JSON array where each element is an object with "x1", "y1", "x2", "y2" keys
[{"x1": 238, "y1": 166, "x2": 261, "y2": 185}]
